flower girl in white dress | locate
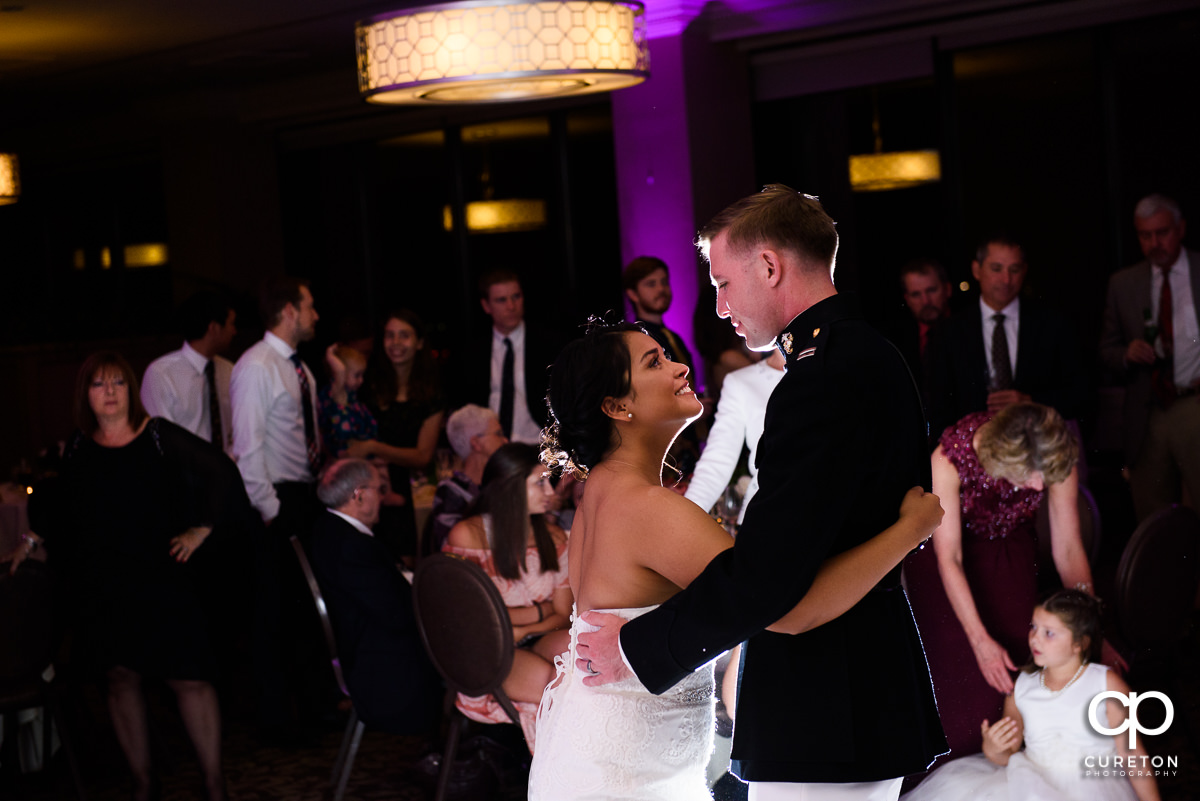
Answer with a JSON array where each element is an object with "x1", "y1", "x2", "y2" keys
[{"x1": 903, "y1": 589, "x2": 1160, "y2": 801}]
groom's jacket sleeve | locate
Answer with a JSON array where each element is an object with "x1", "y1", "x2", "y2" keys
[{"x1": 620, "y1": 313, "x2": 926, "y2": 695}]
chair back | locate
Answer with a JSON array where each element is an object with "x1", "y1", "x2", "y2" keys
[
  {"x1": 0, "y1": 559, "x2": 55, "y2": 689},
  {"x1": 1115, "y1": 505, "x2": 1200, "y2": 652},
  {"x1": 412, "y1": 553, "x2": 518, "y2": 720},
  {"x1": 289, "y1": 535, "x2": 352, "y2": 699},
  {"x1": 1035, "y1": 484, "x2": 1101, "y2": 571}
]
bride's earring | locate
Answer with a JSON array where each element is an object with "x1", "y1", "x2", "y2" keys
[{"x1": 627, "y1": 412, "x2": 633, "y2": 419}]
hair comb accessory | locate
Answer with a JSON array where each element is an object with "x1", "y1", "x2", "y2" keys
[{"x1": 539, "y1": 417, "x2": 589, "y2": 481}]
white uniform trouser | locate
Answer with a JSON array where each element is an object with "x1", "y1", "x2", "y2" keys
[{"x1": 749, "y1": 777, "x2": 903, "y2": 801}]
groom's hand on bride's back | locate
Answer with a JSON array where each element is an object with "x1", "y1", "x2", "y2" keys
[{"x1": 576, "y1": 612, "x2": 634, "y2": 686}]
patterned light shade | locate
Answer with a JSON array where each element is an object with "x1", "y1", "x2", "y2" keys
[
  {"x1": 848, "y1": 150, "x2": 941, "y2": 192},
  {"x1": 357, "y1": 1, "x2": 648, "y2": 104},
  {"x1": 0, "y1": 153, "x2": 19, "y2": 205},
  {"x1": 442, "y1": 199, "x2": 547, "y2": 233}
]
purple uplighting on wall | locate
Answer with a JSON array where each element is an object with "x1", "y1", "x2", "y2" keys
[{"x1": 611, "y1": 31, "x2": 705, "y2": 391}]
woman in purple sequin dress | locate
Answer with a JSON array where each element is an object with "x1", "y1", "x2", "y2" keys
[{"x1": 904, "y1": 402, "x2": 1095, "y2": 759}]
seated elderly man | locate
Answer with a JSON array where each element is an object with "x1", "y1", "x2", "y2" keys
[
  {"x1": 310, "y1": 458, "x2": 439, "y2": 735},
  {"x1": 424, "y1": 404, "x2": 507, "y2": 553}
]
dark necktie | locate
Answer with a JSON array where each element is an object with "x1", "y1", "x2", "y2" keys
[
  {"x1": 499, "y1": 337, "x2": 515, "y2": 438},
  {"x1": 289, "y1": 353, "x2": 322, "y2": 476},
  {"x1": 204, "y1": 359, "x2": 223, "y2": 448},
  {"x1": 1152, "y1": 267, "x2": 1177, "y2": 405},
  {"x1": 991, "y1": 313, "x2": 1013, "y2": 391}
]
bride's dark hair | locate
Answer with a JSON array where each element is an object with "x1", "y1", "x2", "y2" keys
[{"x1": 543, "y1": 320, "x2": 645, "y2": 477}]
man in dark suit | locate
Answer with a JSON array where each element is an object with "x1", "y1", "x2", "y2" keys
[
  {"x1": 457, "y1": 270, "x2": 560, "y2": 445},
  {"x1": 310, "y1": 458, "x2": 439, "y2": 734},
  {"x1": 929, "y1": 236, "x2": 1085, "y2": 439},
  {"x1": 1100, "y1": 193, "x2": 1200, "y2": 521},
  {"x1": 579, "y1": 186, "x2": 946, "y2": 798},
  {"x1": 884, "y1": 258, "x2": 952, "y2": 428}
]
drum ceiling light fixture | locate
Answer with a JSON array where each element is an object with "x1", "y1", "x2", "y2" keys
[
  {"x1": 848, "y1": 90, "x2": 940, "y2": 193},
  {"x1": 356, "y1": 1, "x2": 649, "y2": 104},
  {"x1": 0, "y1": 153, "x2": 20, "y2": 205},
  {"x1": 848, "y1": 150, "x2": 941, "y2": 192}
]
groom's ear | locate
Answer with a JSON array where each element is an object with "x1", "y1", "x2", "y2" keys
[
  {"x1": 600, "y1": 396, "x2": 626, "y2": 422},
  {"x1": 761, "y1": 248, "x2": 784, "y2": 287}
]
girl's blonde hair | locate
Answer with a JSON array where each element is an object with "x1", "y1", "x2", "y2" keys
[
  {"x1": 335, "y1": 345, "x2": 367, "y2": 369},
  {"x1": 976, "y1": 402, "x2": 1077, "y2": 486}
]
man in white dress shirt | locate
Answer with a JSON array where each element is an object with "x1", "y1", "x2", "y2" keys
[
  {"x1": 1100, "y1": 193, "x2": 1200, "y2": 520},
  {"x1": 231, "y1": 276, "x2": 321, "y2": 525},
  {"x1": 230, "y1": 276, "x2": 325, "y2": 741},
  {"x1": 464, "y1": 270, "x2": 557, "y2": 445},
  {"x1": 930, "y1": 236, "x2": 1084, "y2": 438},
  {"x1": 141, "y1": 291, "x2": 238, "y2": 455}
]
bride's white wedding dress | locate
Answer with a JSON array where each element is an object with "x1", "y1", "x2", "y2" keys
[{"x1": 527, "y1": 605, "x2": 716, "y2": 800}]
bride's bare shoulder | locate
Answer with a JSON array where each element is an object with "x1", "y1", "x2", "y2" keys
[{"x1": 594, "y1": 480, "x2": 715, "y2": 528}]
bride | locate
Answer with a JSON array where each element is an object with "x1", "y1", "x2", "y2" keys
[{"x1": 527, "y1": 322, "x2": 943, "y2": 800}]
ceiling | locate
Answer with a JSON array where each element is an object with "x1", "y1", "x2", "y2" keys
[
  {"x1": 0, "y1": 0, "x2": 383, "y2": 101},
  {"x1": 0, "y1": 0, "x2": 1194, "y2": 135},
  {"x1": 0, "y1": 0, "x2": 1114, "y2": 95}
]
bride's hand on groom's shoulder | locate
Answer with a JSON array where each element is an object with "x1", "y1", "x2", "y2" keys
[{"x1": 576, "y1": 611, "x2": 634, "y2": 687}]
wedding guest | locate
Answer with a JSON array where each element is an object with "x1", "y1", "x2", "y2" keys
[
  {"x1": 903, "y1": 590, "x2": 1158, "y2": 801},
  {"x1": 16, "y1": 351, "x2": 242, "y2": 801},
  {"x1": 141, "y1": 290, "x2": 238, "y2": 456},
  {"x1": 930, "y1": 237, "x2": 1085, "y2": 438},
  {"x1": 229, "y1": 276, "x2": 326, "y2": 740},
  {"x1": 623, "y1": 256, "x2": 695, "y2": 371},
  {"x1": 904, "y1": 402, "x2": 1101, "y2": 758},
  {"x1": 310, "y1": 458, "x2": 439, "y2": 735},
  {"x1": 361, "y1": 310, "x2": 445, "y2": 561},
  {"x1": 443, "y1": 443, "x2": 571, "y2": 750},
  {"x1": 426, "y1": 404, "x2": 507, "y2": 554},
  {"x1": 1099, "y1": 193, "x2": 1200, "y2": 521},
  {"x1": 318, "y1": 344, "x2": 377, "y2": 458},
  {"x1": 456, "y1": 270, "x2": 561, "y2": 445},
  {"x1": 684, "y1": 349, "x2": 784, "y2": 523}
]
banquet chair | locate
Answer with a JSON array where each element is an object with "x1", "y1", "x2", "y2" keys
[
  {"x1": 1113, "y1": 505, "x2": 1200, "y2": 664},
  {"x1": 0, "y1": 559, "x2": 86, "y2": 801},
  {"x1": 288, "y1": 536, "x2": 362, "y2": 801},
  {"x1": 412, "y1": 553, "x2": 522, "y2": 801}
]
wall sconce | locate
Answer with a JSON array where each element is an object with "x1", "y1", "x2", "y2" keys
[
  {"x1": 0, "y1": 153, "x2": 20, "y2": 205},
  {"x1": 357, "y1": 1, "x2": 649, "y2": 104}
]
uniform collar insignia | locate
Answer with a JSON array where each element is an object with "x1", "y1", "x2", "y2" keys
[{"x1": 779, "y1": 332, "x2": 794, "y2": 355}]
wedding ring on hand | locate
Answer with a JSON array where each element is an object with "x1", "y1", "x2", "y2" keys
[{"x1": 586, "y1": 660, "x2": 597, "y2": 675}]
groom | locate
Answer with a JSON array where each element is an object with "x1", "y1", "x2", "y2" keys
[{"x1": 579, "y1": 187, "x2": 947, "y2": 800}]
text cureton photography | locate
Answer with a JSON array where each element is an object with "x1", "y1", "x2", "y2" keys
[{"x1": 1083, "y1": 689, "x2": 1179, "y2": 779}]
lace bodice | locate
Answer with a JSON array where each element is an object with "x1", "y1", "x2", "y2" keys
[{"x1": 941, "y1": 412, "x2": 1044, "y2": 541}]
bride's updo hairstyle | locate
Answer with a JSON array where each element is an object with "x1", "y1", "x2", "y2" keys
[{"x1": 543, "y1": 320, "x2": 646, "y2": 479}]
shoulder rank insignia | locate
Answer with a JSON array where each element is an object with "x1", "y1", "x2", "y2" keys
[
  {"x1": 779, "y1": 332, "x2": 794, "y2": 354},
  {"x1": 796, "y1": 347, "x2": 816, "y2": 360}
]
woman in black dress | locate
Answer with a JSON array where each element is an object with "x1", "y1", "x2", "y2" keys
[
  {"x1": 14, "y1": 352, "x2": 238, "y2": 801},
  {"x1": 359, "y1": 310, "x2": 445, "y2": 560}
]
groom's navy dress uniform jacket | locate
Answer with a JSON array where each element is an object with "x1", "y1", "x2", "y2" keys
[{"x1": 621, "y1": 294, "x2": 948, "y2": 783}]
